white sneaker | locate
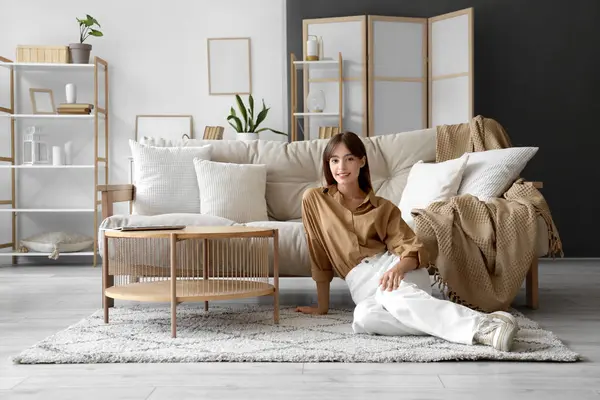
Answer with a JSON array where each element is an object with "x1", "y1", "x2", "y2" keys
[
  {"x1": 489, "y1": 311, "x2": 518, "y2": 326},
  {"x1": 474, "y1": 312, "x2": 519, "y2": 352}
]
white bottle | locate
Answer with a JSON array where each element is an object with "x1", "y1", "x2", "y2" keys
[
  {"x1": 306, "y1": 35, "x2": 319, "y2": 61},
  {"x1": 65, "y1": 83, "x2": 77, "y2": 104}
]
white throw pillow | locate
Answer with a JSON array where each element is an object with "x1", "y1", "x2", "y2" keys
[
  {"x1": 458, "y1": 147, "x2": 538, "y2": 200},
  {"x1": 193, "y1": 158, "x2": 268, "y2": 223},
  {"x1": 398, "y1": 154, "x2": 469, "y2": 230},
  {"x1": 129, "y1": 139, "x2": 212, "y2": 215},
  {"x1": 20, "y1": 231, "x2": 94, "y2": 259}
]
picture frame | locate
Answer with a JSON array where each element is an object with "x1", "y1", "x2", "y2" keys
[
  {"x1": 134, "y1": 114, "x2": 194, "y2": 145},
  {"x1": 207, "y1": 37, "x2": 252, "y2": 95},
  {"x1": 30, "y1": 88, "x2": 56, "y2": 114}
]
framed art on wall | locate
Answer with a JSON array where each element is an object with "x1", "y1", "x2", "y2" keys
[
  {"x1": 207, "y1": 37, "x2": 252, "y2": 95},
  {"x1": 134, "y1": 114, "x2": 194, "y2": 146}
]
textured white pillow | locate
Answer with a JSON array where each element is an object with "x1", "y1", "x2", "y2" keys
[
  {"x1": 193, "y1": 158, "x2": 268, "y2": 223},
  {"x1": 458, "y1": 147, "x2": 538, "y2": 200},
  {"x1": 398, "y1": 154, "x2": 469, "y2": 230},
  {"x1": 129, "y1": 140, "x2": 212, "y2": 215},
  {"x1": 20, "y1": 232, "x2": 94, "y2": 259}
]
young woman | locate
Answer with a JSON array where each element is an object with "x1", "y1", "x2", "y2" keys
[{"x1": 297, "y1": 131, "x2": 519, "y2": 352}]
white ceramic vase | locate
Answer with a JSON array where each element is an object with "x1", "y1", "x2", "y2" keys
[
  {"x1": 65, "y1": 83, "x2": 77, "y2": 104},
  {"x1": 237, "y1": 132, "x2": 259, "y2": 141},
  {"x1": 52, "y1": 146, "x2": 63, "y2": 166}
]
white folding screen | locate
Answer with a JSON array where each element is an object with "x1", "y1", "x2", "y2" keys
[
  {"x1": 429, "y1": 8, "x2": 474, "y2": 127},
  {"x1": 368, "y1": 16, "x2": 427, "y2": 136},
  {"x1": 298, "y1": 7, "x2": 473, "y2": 139},
  {"x1": 303, "y1": 16, "x2": 367, "y2": 140}
]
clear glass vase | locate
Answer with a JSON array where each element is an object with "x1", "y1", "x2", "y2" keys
[{"x1": 307, "y1": 89, "x2": 326, "y2": 113}]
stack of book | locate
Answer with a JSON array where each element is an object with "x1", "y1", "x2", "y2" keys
[{"x1": 57, "y1": 103, "x2": 94, "y2": 115}]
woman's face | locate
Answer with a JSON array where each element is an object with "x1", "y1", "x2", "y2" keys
[{"x1": 329, "y1": 143, "x2": 364, "y2": 185}]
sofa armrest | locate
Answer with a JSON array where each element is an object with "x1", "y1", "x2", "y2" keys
[{"x1": 98, "y1": 184, "x2": 134, "y2": 219}]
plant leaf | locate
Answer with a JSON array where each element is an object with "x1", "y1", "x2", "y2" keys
[
  {"x1": 227, "y1": 120, "x2": 237, "y2": 132},
  {"x1": 229, "y1": 107, "x2": 237, "y2": 117},
  {"x1": 235, "y1": 94, "x2": 248, "y2": 132},
  {"x1": 87, "y1": 14, "x2": 101, "y2": 27},
  {"x1": 89, "y1": 29, "x2": 103, "y2": 37},
  {"x1": 254, "y1": 107, "x2": 269, "y2": 130},
  {"x1": 256, "y1": 127, "x2": 288, "y2": 136},
  {"x1": 248, "y1": 94, "x2": 255, "y2": 132},
  {"x1": 247, "y1": 109, "x2": 254, "y2": 132},
  {"x1": 227, "y1": 115, "x2": 243, "y2": 132}
]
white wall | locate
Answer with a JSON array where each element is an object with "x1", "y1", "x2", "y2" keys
[{"x1": 0, "y1": 0, "x2": 288, "y2": 259}]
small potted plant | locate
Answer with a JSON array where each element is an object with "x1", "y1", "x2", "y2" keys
[
  {"x1": 69, "y1": 14, "x2": 103, "y2": 64},
  {"x1": 227, "y1": 94, "x2": 287, "y2": 140}
]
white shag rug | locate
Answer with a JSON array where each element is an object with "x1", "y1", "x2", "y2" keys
[{"x1": 12, "y1": 304, "x2": 581, "y2": 364}]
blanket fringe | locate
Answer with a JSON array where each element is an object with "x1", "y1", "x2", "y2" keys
[{"x1": 430, "y1": 263, "x2": 489, "y2": 312}]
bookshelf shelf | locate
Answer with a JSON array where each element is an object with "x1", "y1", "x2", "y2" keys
[
  {"x1": 0, "y1": 61, "x2": 95, "y2": 70},
  {"x1": 0, "y1": 165, "x2": 97, "y2": 169},
  {"x1": 0, "y1": 114, "x2": 103, "y2": 119}
]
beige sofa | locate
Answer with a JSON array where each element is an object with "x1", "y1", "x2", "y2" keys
[{"x1": 99, "y1": 128, "x2": 546, "y2": 308}]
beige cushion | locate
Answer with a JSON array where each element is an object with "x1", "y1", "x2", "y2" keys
[
  {"x1": 244, "y1": 220, "x2": 310, "y2": 277},
  {"x1": 193, "y1": 158, "x2": 268, "y2": 223}
]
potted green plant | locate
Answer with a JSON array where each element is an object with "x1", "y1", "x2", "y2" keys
[
  {"x1": 69, "y1": 14, "x2": 103, "y2": 64},
  {"x1": 227, "y1": 94, "x2": 287, "y2": 140}
]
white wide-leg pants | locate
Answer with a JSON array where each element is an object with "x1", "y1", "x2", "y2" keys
[{"x1": 346, "y1": 251, "x2": 485, "y2": 345}]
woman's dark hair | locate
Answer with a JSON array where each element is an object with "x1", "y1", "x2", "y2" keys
[{"x1": 322, "y1": 131, "x2": 372, "y2": 194}]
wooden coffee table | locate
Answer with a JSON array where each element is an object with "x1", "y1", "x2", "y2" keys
[{"x1": 102, "y1": 226, "x2": 279, "y2": 337}]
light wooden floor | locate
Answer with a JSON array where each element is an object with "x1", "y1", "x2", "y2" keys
[{"x1": 0, "y1": 259, "x2": 599, "y2": 400}]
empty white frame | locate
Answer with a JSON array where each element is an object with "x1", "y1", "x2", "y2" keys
[
  {"x1": 207, "y1": 37, "x2": 252, "y2": 95},
  {"x1": 134, "y1": 114, "x2": 194, "y2": 145}
]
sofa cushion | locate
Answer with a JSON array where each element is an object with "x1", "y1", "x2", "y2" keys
[
  {"x1": 399, "y1": 154, "x2": 469, "y2": 230},
  {"x1": 183, "y1": 128, "x2": 436, "y2": 221},
  {"x1": 243, "y1": 220, "x2": 310, "y2": 277},
  {"x1": 129, "y1": 140, "x2": 212, "y2": 215},
  {"x1": 458, "y1": 147, "x2": 539, "y2": 200},
  {"x1": 193, "y1": 158, "x2": 268, "y2": 223}
]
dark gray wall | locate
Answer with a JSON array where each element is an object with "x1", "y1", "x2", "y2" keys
[{"x1": 286, "y1": 0, "x2": 600, "y2": 257}]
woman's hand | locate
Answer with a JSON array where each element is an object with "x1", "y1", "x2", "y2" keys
[
  {"x1": 295, "y1": 306, "x2": 328, "y2": 315},
  {"x1": 379, "y1": 257, "x2": 418, "y2": 291},
  {"x1": 379, "y1": 267, "x2": 406, "y2": 291}
]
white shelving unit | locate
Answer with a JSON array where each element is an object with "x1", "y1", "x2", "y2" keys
[
  {"x1": 0, "y1": 56, "x2": 109, "y2": 266},
  {"x1": 289, "y1": 52, "x2": 343, "y2": 141}
]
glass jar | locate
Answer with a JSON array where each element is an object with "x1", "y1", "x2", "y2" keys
[{"x1": 307, "y1": 89, "x2": 326, "y2": 113}]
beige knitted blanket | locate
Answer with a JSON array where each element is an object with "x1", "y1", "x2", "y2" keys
[{"x1": 413, "y1": 115, "x2": 563, "y2": 312}]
